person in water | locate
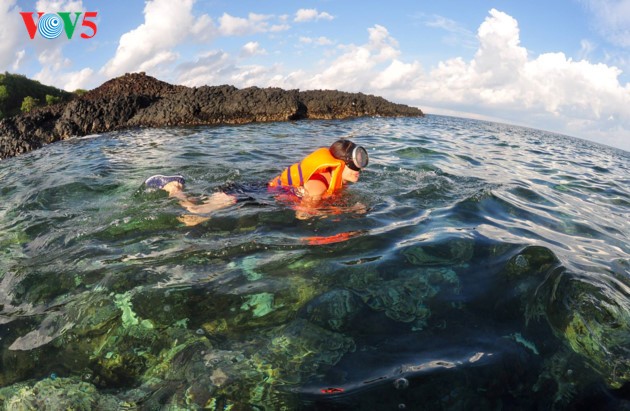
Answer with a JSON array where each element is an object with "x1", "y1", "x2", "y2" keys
[{"x1": 144, "y1": 139, "x2": 368, "y2": 225}]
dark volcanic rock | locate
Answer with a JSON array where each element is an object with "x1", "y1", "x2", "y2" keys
[
  {"x1": 0, "y1": 72, "x2": 423, "y2": 159},
  {"x1": 299, "y1": 90, "x2": 423, "y2": 119}
]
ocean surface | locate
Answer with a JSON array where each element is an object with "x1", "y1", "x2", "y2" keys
[{"x1": 0, "y1": 115, "x2": 628, "y2": 410}]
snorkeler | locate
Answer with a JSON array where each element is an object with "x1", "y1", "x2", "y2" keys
[{"x1": 144, "y1": 139, "x2": 369, "y2": 225}]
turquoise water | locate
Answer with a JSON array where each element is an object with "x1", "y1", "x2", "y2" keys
[{"x1": 0, "y1": 115, "x2": 629, "y2": 409}]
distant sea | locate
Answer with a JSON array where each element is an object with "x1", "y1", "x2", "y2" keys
[{"x1": 0, "y1": 115, "x2": 628, "y2": 409}]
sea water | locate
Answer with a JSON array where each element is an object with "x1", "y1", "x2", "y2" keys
[{"x1": 0, "y1": 116, "x2": 628, "y2": 409}]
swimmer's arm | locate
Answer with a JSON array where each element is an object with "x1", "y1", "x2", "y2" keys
[
  {"x1": 302, "y1": 178, "x2": 326, "y2": 202},
  {"x1": 164, "y1": 185, "x2": 236, "y2": 214},
  {"x1": 183, "y1": 192, "x2": 236, "y2": 214},
  {"x1": 295, "y1": 179, "x2": 326, "y2": 219}
]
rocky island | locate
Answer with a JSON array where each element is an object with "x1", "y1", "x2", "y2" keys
[{"x1": 0, "y1": 72, "x2": 423, "y2": 160}]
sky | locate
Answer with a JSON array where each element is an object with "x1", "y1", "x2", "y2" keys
[{"x1": 2, "y1": 0, "x2": 630, "y2": 152}]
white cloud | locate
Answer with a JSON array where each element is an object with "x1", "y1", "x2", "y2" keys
[
  {"x1": 102, "y1": 6, "x2": 290, "y2": 79},
  {"x1": 231, "y1": 65, "x2": 278, "y2": 88},
  {"x1": 0, "y1": 0, "x2": 25, "y2": 71},
  {"x1": 370, "y1": 60, "x2": 423, "y2": 90},
  {"x1": 423, "y1": 14, "x2": 477, "y2": 49},
  {"x1": 191, "y1": 14, "x2": 216, "y2": 42},
  {"x1": 62, "y1": 68, "x2": 93, "y2": 90},
  {"x1": 138, "y1": 51, "x2": 179, "y2": 72},
  {"x1": 13, "y1": 50, "x2": 26, "y2": 71},
  {"x1": 36, "y1": 67, "x2": 94, "y2": 91},
  {"x1": 301, "y1": 25, "x2": 400, "y2": 91},
  {"x1": 416, "y1": 9, "x2": 630, "y2": 149},
  {"x1": 176, "y1": 50, "x2": 235, "y2": 86},
  {"x1": 37, "y1": 47, "x2": 71, "y2": 72},
  {"x1": 368, "y1": 24, "x2": 400, "y2": 62},
  {"x1": 299, "y1": 36, "x2": 334, "y2": 46},
  {"x1": 578, "y1": 39, "x2": 596, "y2": 60},
  {"x1": 35, "y1": 0, "x2": 84, "y2": 11},
  {"x1": 270, "y1": 23, "x2": 291, "y2": 32},
  {"x1": 216, "y1": 12, "x2": 289, "y2": 36},
  {"x1": 294, "y1": 9, "x2": 334, "y2": 23},
  {"x1": 101, "y1": 0, "x2": 213, "y2": 77},
  {"x1": 580, "y1": 0, "x2": 630, "y2": 47},
  {"x1": 264, "y1": 9, "x2": 630, "y2": 150},
  {"x1": 34, "y1": 48, "x2": 94, "y2": 90},
  {"x1": 177, "y1": 53, "x2": 284, "y2": 89},
  {"x1": 472, "y1": 9, "x2": 527, "y2": 87},
  {"x1": 241, "y1": 41, "x2": 267, "y2": 57},
  {"x1": 218, "y1": 12, "x2": 273, "y2": 36}
]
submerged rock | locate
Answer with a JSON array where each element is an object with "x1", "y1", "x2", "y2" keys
[
  {"x1": 0, "y1": 72, "x2": 424, "y2": 159},
  {"x1": 300, "y1": 289, "x2": 365, "y2": 332},
  {"x1": 401, "y1": 237, "x2": 475, "y2": 266},
  {"x1": 0, "y1": 376, "x2": 118, "y2": 411},
  {"x1": 543, "y1": 272, "x2": 630, "y2": 389}
]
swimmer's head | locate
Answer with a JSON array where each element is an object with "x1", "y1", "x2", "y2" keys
[{"x1": 330, "y1": 139, "x2": 369, "y2": 172}]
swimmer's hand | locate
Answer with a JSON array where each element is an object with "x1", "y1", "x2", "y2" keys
[
  {"x1": 178, "y1": 214, "x2": 211, "y2": 226},
  {"x1": 296, "y1": 208, "x2": 322, "y2": 220},
  {"x1": 176, "y1": 192, "x2": 236, "y2": 226},
  {"x1": 348, "y1": 201, "x2": 367, "y2": 214},
  {"x1": 181, "y1": 192, "x2": 236, "y2": 215},
  {"x1": 295, "y1": 201, "x2": 368, "y2": 220}
]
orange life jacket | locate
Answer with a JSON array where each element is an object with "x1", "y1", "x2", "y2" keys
[{"x1": 268, "y1": 148, "x2": 345, "y2": 197}]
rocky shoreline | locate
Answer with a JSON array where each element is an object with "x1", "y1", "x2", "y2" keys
[{"x1": 0, "y1": 72, "x2": 423, "y2": 160}]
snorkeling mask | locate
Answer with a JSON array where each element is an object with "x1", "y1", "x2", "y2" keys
[{"x1": 344, "y1": 144, "x2": 369, "y2": 171}]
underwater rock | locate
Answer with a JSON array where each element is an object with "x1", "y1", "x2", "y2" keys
[
  {"x1": 199, "y1": 275, "x2": 320, "y2": 337},
  {"x1": 1, "y1": 376, "x2": 118, "y2": 411},
  {"x1": 261, "y1": 318, "x2": 356, "y2": 380},
  {"x1": 492, "y1": 245, "x2": 562, "y2": 321},
  {"x1": 347, "y1": 266, "x2": 459, "y2": 329},
  {"x1": 357, "y1": 272, "x2": 435, "y2": 327},
  {"x1": 401, "y1": 237, "x2": 474, "y2": 266},
  {"x1": 503, "y1": 245, "x2": 559, "y2": 280},
  {"x1": 179, "y1": 318, "x2": 355, "y2": 409},
  {"x1": 0, "y1": 291, "x2": 120, "y2": 388},
  {"x1": 0, "y1": 72, "x2": 423, "y2": 159},
  {"x1": 539, "y1": 269, "x2": 630, "y2": 389},
  {"x1": 300, "y1": 289, "x2": 365, "y2": 332},
  {"x1": 532, "y1": 348, "x2": 598, "y2": 408}
]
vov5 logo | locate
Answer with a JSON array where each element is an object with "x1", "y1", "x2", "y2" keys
[{"x1": 20, "y1": 11, "x2": 98, "y2": 39}]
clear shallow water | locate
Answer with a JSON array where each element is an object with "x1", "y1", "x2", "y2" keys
[{"x1": 0, "y1": 116, "x2": 629, "y2": 409}]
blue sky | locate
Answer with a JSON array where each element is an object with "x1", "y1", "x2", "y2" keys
[{"x1": 2, "y1": 0, "x2": 630, "y2": 151}]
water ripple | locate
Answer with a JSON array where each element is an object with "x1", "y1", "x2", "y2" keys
[{"x1": 0, "y1": 116, "x2": 629, "y2": 408}]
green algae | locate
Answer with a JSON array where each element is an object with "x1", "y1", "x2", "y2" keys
[
  {"x1": 261, "y1": 319, "x2": 355, "y2": 379},
  {"x1": 201, "y1": 275, "x2": 320, "y2": 336},
  {"x1": 240, "y1": 292, "x2": 279, "y2": 318},
  {"x1": 241, "y1": 255, "x2": 264, "y2": 281},
  {"x1": 1, "y1": 377, "x2": 118, "y2": 411},
  {"x1": 506, "y1": 332, "x2": 539, "y2": 355},
  {"x1": 114, "y1": 292, "x2": 139, "y2": 328},
  {"x1": 113, "y1": 292, "x2": 155, "y2": 330},
  {"x1": 539, "y1": 270, "x2": 630, "y2": 389}
]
